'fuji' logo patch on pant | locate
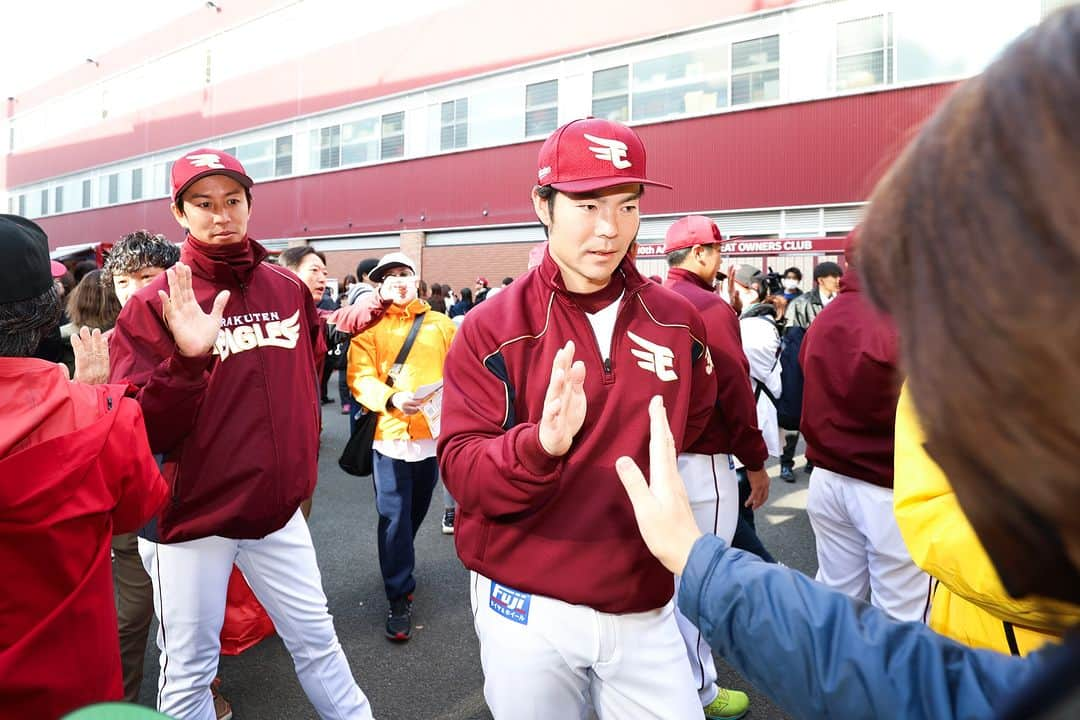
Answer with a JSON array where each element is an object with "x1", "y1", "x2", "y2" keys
[{"x1": 489, "y1": 581, "x2": 531, "y2": 625}]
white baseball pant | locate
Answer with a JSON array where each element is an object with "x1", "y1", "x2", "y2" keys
[
  {"x1": 138, "y1": 509, "x2": 373, "y2": 720},
  {"x1": 806, "y1": 467, "x2": 933, "y2": 622},
  {"x1": 469, "y1": 571, "x2": 701, "y2": 719},
  {"x1": 673, "y1": 452, "x2": 739, "y2": 706}
]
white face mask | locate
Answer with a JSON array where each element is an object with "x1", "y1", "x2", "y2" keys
[
  {"x1": 738, "y1": 287, "x2": 759, "y2": 309},
  {"x1": 380, "y1": 276, "x2": 419, "y2": 305},
  {"x1": 782, "y1": 278, "x2": 799, "y2": 290}
]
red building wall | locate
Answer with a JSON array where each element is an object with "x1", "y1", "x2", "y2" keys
[{"x1": 33, "y1": 82, "x2": 955, "y2": 251}]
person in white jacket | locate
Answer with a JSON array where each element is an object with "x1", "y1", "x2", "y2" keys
[{"x1": 729, "y1": 264, "x2": 784, "y2": 561}]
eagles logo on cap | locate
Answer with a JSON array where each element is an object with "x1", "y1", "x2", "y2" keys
[
  {"x1": 536, "y1": 118, "x2": 672, "y2": 193},
  {"x1": 171, "y1": 148, "x2": 254, "y2": 205}
]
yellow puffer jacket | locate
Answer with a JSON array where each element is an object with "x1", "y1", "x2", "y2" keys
[
  {"x1": 894, "y1": 386, "x2": 1080, "y2": 655},
  {"x1": 346, "y1": 299, "x2": 456, "y2": 441}
]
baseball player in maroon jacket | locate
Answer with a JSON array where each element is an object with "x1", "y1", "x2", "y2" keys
[
  {"x1": 109, "y1": 149, "x2": 372, "y2": 720},
  {"x1": 662, "y1": 215, "x2": 772, "y2": 718},
  {"x1": 438, "y1": 118, "x2": 717, "y2": 719}
]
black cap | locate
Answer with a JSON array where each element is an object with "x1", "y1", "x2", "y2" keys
[
  {"x1": 0, "y1": 214, "x2": 53, "y2": 303},
  {"x1": 813, "y1": 261, "x2": 844, "y2": 280}
]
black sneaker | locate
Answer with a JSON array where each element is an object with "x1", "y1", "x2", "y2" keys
[
  {"x1": 779, "y1": 464, "x2": 796, "y2": 483},
  {"x1": 385, "y1": 597, "x2": 411, "y2": 642},
  {"x1": 441, "y1": 508, "x2": 455, "y2": 535},
  {"x1": 804, "y1": 460, "x2": 815, "y2": 475}
]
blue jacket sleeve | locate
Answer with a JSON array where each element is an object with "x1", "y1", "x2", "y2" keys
[{"x1": 678, "y1": 535, "x2": 1052, "y2": 720}]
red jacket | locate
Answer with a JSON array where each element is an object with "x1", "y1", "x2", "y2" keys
[
  {"x1": 664, "y1": 268, "x2": 768, "y2": 470},
  {"x1": 0, "y1": 359, "x2": 167, "y2": 719},
  {"x1": 799, "y1": 270, "x2": 900, "y2": 487},
  {"x1": 110, "y1": 236, "x2": 322, "y2": 542},
  {"x1": 439, "y1": 251, "x2": 716, "y2": 614}
]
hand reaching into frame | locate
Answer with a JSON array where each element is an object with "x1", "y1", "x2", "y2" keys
[
  {"x1": 537, "y1": 341, "x2": 587, "y2": 457},
  {"x1": 71, "y1": 326, "x2": 110, "y2": 385},
  {"x1": 615, "y1": 395, "x2": 704, "y2": 575},
  {"x1": 158, "y1": 262, "x2": 230, "y2": 358}
]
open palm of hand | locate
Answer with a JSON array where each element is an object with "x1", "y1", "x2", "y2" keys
[
  {"x1": 158, "y1": 262, "x2": 230, "y2": 358},
  {"x1": 538, "y1": 340, "x2": 587, "y2": 457}
]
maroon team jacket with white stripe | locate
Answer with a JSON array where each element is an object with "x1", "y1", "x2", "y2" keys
[
  {"x1": 109, "y1": 235, "x2": 322, "y2": 543},
  {"x1": 439, "y1": 251, "x2": 716, "y2": 614}
]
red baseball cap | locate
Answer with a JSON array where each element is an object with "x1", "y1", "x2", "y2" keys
[
  {"x1": 171, "y1": 148, "x2": 254, "y2": 205},
  {"x1": 536, "y1": 118, "x2": 672, "y2": 193},
  {"x1": 663, "y1": 215, "x2": 722, "y2": 254}
]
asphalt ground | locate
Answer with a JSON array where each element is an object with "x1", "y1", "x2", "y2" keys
[{"x1": 137, "y1": 380, "x2": 819, "y2": 719}]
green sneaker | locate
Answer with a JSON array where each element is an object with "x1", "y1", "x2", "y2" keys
[{"x1": 703, "y1": 686, "x2": 750, "y2": 720}]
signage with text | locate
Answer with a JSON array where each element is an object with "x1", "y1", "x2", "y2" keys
[{"x1": 636, "y1": 237, "x2": 847, "y2": 258}]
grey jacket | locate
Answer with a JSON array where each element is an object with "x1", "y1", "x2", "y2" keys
[{"x1": 785, "y1": 287, "x2": 825, "y2": 330}]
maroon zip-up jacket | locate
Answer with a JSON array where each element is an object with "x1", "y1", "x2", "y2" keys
[
  {"x1": 664, "y1": 268, "x2": 767, "y2": 470},
  {"x1": 799, "y1": 270, "x2": 900, "y2": 488},
  {"x1": 109, "y1": 236, "x2": 322, "y2": 542},
  {"x1": 439, "y1": 251, "x2": 716, "y2": 614}
]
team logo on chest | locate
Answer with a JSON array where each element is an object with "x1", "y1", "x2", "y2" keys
[
  {"x1": 214, "y1": 310, "x2": 301, "y2": 361},
  {"x1": 627, "y1": 331, "x2": 677, "y2": 382}
]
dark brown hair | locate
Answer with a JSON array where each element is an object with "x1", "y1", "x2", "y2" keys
[
  {"x1": 278, "y1": 245, "x2": 327, "y2": 270},
  {"x1": 67, "y1": 269, "x2": 122, "y2": 331},
  {"x1": 858, "y1": 8, "x2": 1080, "y2": 600}
]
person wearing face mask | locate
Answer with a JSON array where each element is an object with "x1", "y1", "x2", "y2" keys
[
  {"x1": 777, "y1": 261, "x2": 842, "y2": 482},
  {"x1": 346, "y1": 252, "x2": 457, "y2": 641},
  {"x1": 719, "y1": 266, "x2": 787, "y2": 565},
  {"x1": 780, "y1": 267, "x2": 803, "y2": 302}
]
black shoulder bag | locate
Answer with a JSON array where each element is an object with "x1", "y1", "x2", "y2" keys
[{"x1": 338, "y1": 313, "x2": 426, "y2": 477}]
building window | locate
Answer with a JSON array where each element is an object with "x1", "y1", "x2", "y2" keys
[
  {"x1": 82, "y1": 179, "x2": 92, "y2": 208},
  {"x1": 275, "y1": 135, "x2": 293, "y2": 176},
  {"x1": 55, "y1": 186, "x2": 63, "y2": 214},
  {"x1": 234, "y1": 139, "x2": 274, "y2": 180},
  {"x1": 108, "y1": 173, "x2": 119, "y2": 204},
  {"x1": 592, "y1": 65, "x2": 629, "y2": 122},
  {"x1": 164, "y1": 162, "x2": 174, "y2": 195},
  {"x1": 221, "y1": 146, "x2": 237, "y2": 158},
  {"x1": 731, "y1": 35, "x2": 780, "y2": 105},
  {"x1": 18, "y1": 194, "x2": 26, "y2": 216},
  {"x1": 525, "y1": 80, "x2": 558, "y2": 137},
  {"x1": 836, "y1": 15, "x2": 894, "y2": 90},
  {"x1": 132, "y1": 168, "x2": 143, "y2": 201},
  {"x1": 310, "y1": 126, "x2": 341, "y2": 170},
  {"x1": 40, "y1": 189, "x2": 49, "y2": 215},
  {"x1": 381, "y1": 112, "x2": 405, "y2": 160},
  {"x1": 632, "y1": 48, "x2": 728, "y2": 121},
  {"x1": 342, "y1": 118, "x2": 379, "y2": 165},
  {"x1": 440, "y1": 98, "x2": 468, "y2": 151}
]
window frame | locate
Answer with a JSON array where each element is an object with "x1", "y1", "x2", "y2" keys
[
  {"x1": 591, "y1": 65, "x2": 630, "y2": 123},
  {"x1": 131, "y1": 167, "x2": 143, "y2": 201},
  {"x1": 525, "y1": 79, "x2": 559, "y2": 138},
  {"x1": 730, "y1": 34, "x2": 781, "y2": 107},
  {"x1": 629, "y1": 47, "x2": 730, "y2": 122},
  {"x1": 440, "y1": 97, "x2": 469, "y2": 151},
  {"x1": 380, "y1": 111, "x2": 405, "y2": 160},
  {"x1": 835, "y1": 14, "x2": 895, "y2": 92}
]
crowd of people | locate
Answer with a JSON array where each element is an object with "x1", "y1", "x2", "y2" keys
[{"x1": 2, "y1": 8, "x2": 1079, "y2": 720}]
